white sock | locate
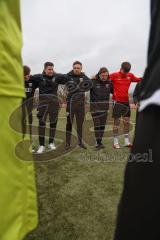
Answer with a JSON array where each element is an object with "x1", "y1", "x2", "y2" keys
[
  {"x1": 114, "y1": 137, "x2": 119, "y2": 145},
  {"x1": 124, "y1": 134, "x2": 130, "y2": 145}
]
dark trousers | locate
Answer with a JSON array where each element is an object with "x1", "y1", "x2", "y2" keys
[
  {"x1": 91, "y1": 111, "x2": 108, "y2": 144},
  {"x1": 37, "y1": 98, "x2": 59, "y2": 146},
  {"x1": 66, "y1": 104, "x2": 85, "y2": 145},
  {"x1": 114, "y1": 1, "x2": 160, "y2": 239}
]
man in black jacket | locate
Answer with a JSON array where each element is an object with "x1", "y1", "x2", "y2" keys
[
  {"x1": 65, "y1": 61, "x2": 92, "y2": 150},
  {"x1": 32, "y1": 62, "x2": 69, "y2": 154},
  {"x1": 90, "y1": 67, "x2": 113, "y2": 149}
]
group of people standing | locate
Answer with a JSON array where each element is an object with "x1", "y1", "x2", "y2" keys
[{"x1": 23, "y1": 61, "x2": 141, "y2": 154}]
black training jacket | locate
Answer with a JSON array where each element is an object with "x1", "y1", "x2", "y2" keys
[
  {"x1": 90, "y1": 77, "x2": 113, "y2": 112},
  {"x1": 66, "y1": 71, "x2": 92, "y2": 104}
]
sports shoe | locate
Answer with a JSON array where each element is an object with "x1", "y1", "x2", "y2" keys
[
  {"x1": 48, "y1": 143, "x2": 56, "y2": 150},
  {"x1": 113, "y1": 143, "x2": 121, "y2": 149},
  {"x1": 124, "y1": 143, "x2": 133, "y2": 148},
  {"x1": 95, "y1": 143, "x2": 101, "y2": 150},
  {"x1": 78, "y1": 143, "x2": 87, "y2": 149},
  {"x1": 37, "y1": 145, "x2": 45, "y2": 154},
  {"x1": 65, "y1": 143, "x2": 71, "y2": 150}
]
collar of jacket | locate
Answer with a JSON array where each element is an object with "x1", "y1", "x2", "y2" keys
[
  {"x1": 67, "y1": 70, "x2": 84, "y2": 78},
  {"x1": 119, "y1": 71, "x2": 128, "y2": 78},
  {"x1": 42, "y1": 73, "x2": 56, "y2": 79}
]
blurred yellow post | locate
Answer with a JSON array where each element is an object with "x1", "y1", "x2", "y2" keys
[{"x1": 0, "y1": 1, "x2": 38, "y2": 240}]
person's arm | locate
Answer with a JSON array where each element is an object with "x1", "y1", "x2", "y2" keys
[
  {"x1": 130, "y1": 73, "x2": 142, "y2": 83},
  {"x1": 30, "y1": 74, "x2": 40, "y2": 94},
  {"x1": 79, "y1": 75, "x2": 93, "y2": 92},
  {"x1": 31, "y1": 74, "x2": 42, "y2": 88},
  {"x1": 90, "y1": 79, "x2": 95, "y2": 90},
  {"x1": 110, "y1": 80, "x2": 114, "y2": 94},
  {"x1": 133, "y1": 83, "x2": 140, "y2": 105},
  {"x1": 56, "y1": 73, "x2": 70, "y2": 85},
  {"x1": 109, "y1": 73, "x2": 116, "y2": 82}
]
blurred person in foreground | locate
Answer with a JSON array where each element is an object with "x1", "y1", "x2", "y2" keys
[
  {"x1": 114, "y1": 1, "x2": 160, "y2": 239},
  {"x1": 0, "y1": 1, "x2": 38, "y2": 240}
]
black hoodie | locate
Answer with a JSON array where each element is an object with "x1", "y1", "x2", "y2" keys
[
  {"x1": 66, "y1": 71, "x2": 92, "y2": 103},
  {"x1": 90, "y1": 76, "x2": 113, "y2": 112}
]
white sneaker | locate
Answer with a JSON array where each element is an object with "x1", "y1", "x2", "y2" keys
[
  {"x1": 37, "y1": 145, "x2": 45, "y2": 154},
  {"x1": 48, "y1": 143, "x2": 56, "y2": 150},
  {"x1": 113, "y1": 143, "x2": 121, "y2": 149},
  {"x1": 29, "y1": 145, "x2": 35, "y2": 153},
  {"x1": 124, "y1": 143, "x2": 133, "y2": 148}
]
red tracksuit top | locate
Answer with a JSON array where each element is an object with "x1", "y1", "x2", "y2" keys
[{"x1": 110, "y1": 71, "x2": 141, "y2": 103}]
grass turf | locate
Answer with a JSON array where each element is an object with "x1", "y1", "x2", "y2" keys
[{"x1": 25, "y1": 108, "x2": 136, "y2": 240}]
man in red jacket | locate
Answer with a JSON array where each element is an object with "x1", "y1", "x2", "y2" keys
[{"x1": 110, "y1": 62, "x2": 141, "y2": 149}]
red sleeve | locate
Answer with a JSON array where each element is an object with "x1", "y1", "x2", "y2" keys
[{"x1": 130, "y1": 73, "x2": 142, "y2": 83}]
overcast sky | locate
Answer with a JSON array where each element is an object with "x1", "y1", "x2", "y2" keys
[{"x1": 21, "y1": 0, "x2": 150, "y2": 82}]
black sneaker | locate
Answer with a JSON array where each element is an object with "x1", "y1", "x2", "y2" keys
[
  {"x1": 78, "y1": 143, "x2": 87, "y2": 149},
  {"x1": 65, "y1": 144, "x2": 71, "y2": 150},
  {"x1": 95, "y1": 143, "x2": 101, "y2": 150}
]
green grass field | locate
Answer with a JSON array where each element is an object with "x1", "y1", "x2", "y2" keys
[{"x1": 25, "y1": 108, "x2": 136, "y2": 240}]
